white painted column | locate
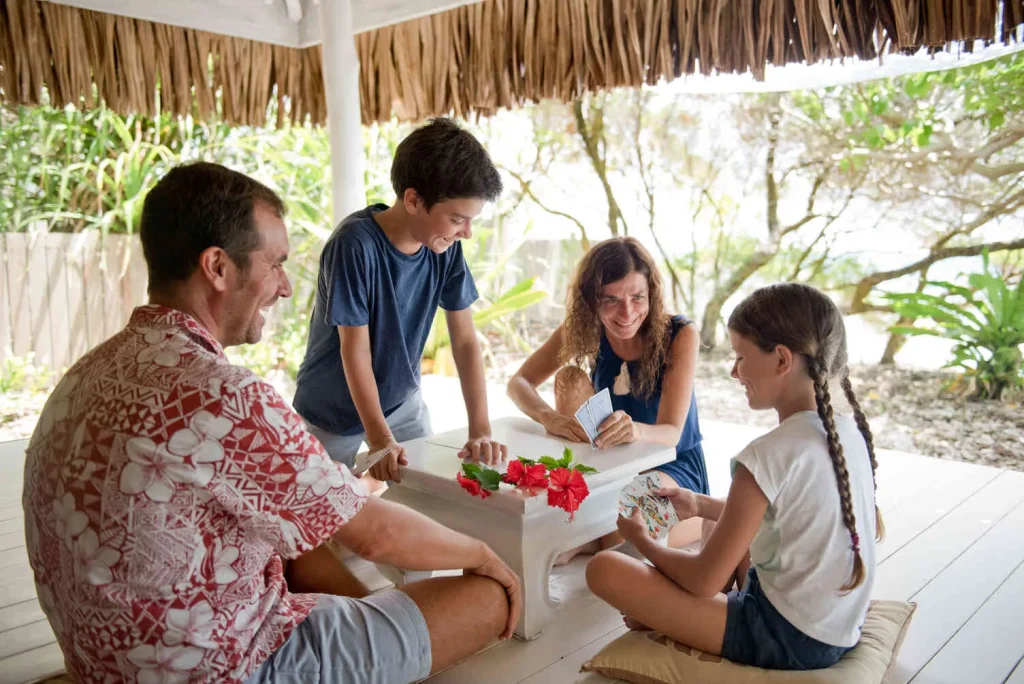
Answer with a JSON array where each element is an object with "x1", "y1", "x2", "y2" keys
[{"x1": 320, "y1": 0, "x2": 366, "y2": 227}]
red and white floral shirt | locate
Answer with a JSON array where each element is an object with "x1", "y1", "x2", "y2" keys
[{"x1": 23, "y1": 305, "x2": 367, "y2": 683}]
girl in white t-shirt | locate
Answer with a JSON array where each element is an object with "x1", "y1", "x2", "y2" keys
[{"x1": 586, "y1": 282, "x2": 884, "y2": 670}]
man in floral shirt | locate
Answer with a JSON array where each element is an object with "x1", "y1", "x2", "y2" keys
[{"x1": 23, "y1": 162, "x2": 520, "y2": 683}]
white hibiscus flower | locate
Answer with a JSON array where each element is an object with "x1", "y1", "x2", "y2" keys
[
  {"x1": 127, "y1": 642, "x2": 204, "y2": 684},
  {"x1": 167, "y1": 411, "x2": 232, "y2": 486},
  {"x1": 137, "y1": 330, "x2": 189, "y2": 368},
  {"x1": 39, "y1": 374, "x2": 78, "y2": 435},
  {"x1": 295, "y1": 456, "x2": 345, "y2": 497},
  {"x1": 120, "y1": 438, "x2": 194, "y2": 502},
  {"x1": 212, "y1": 541, "x2": 240, "y2": 584},
  {"x1": 164, "y1": 601, "x2": 217, "y2": 648},
  {"x1": 36, "y1": 582, "x2": 63, "y2": 636},
  {"x1": 53, "y1": 492, "x2": 89, "y2": 549},
  {"x1": 73, "y1": 528, "x2": 121, "y2": 586},
  {"x1": 233, "y1": 591, "x2": 278, "y2": 632}
]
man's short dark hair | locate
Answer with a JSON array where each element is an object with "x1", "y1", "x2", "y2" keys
[
  {"x1": 140, "y1": 162, "x2": 285, "y2": 293},
  {"x1": 390, "y1": 118, "x2": 502, "y2": 210}
]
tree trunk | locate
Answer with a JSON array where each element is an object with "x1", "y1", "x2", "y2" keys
[
  {"x1": 573, "y1": 97, "x2": 628, "y2": 237},
  {"x1": 700, "y1": 248, "x2": 778, "y2": 348},
  {"x1": 700, "y1": 97, "x2": 783, "y2": 350},
  {"x1": 879, "y1": 321, "x2": 910, "y2": 365}
]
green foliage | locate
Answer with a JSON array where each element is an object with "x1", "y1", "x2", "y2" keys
[
  {"x1": 0, "y1": 353, "x2": 52, "y2": 393},
  {"x1": 887, "y1": 253, "x2": 1024, "y2": 400},
  {"x1": 461, "y1": 462, "x2": 503, "y2": 491}
]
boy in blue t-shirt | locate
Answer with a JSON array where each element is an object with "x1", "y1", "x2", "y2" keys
[{"x1": 293, "y1": 118, "x2": 508, "y2": 481}]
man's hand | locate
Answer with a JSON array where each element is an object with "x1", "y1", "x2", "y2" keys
[
  {"x1": 465, "y1": 551, "x2": 522, "y2": 640},
  {"x1": 367, "y1": 438, "x2": 407, "y2": 482},
  {"x1": 459, "y1": 435, "x2": 508, "y2": 465}
]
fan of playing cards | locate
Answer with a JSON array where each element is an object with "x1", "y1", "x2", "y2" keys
[
  {"x1": 618, "y1": 473, "x2": 680, "y2": 540},
  {"x1": 575, "y1": 388, "x2": 614, "y2": 446}
]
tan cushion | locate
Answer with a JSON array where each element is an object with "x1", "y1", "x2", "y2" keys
[{"x1": 582, "y1": 600, "x2": 916, "y2": 684}]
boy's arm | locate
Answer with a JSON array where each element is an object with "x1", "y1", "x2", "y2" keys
[
  {"x1": 446, "y1": 308, "x2": 508, "y2": 464},
  {"x1": 338, "y1": 325, "x2": 408, "y2": 479}
]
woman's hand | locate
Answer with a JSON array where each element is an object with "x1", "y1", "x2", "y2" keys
[
  {"x1": 595, "y1": 411, "x2": 639, "y2": 448},
  {"x1": 541, "y1": 411, "x2": 590, "y2": 442},
  {"x1": 653, "y1": 487, "x2": 700, "y2": 521}
]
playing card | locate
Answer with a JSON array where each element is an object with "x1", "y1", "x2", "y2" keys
[
  {"x1": 574, "y1": 402, "x2": 598, "y2": 445},
  {"x1": 351, "y1": 446, "x2": 395, "y2": 477},
  {"x1": 589, "y1": 388, "x2": 614, "y2": 428},
  {"x1": 574, "y1": 388, "x2": 614, "y2": 446},
  {"x1": 617, "y1": 473, "x2": 679, "y2": 540}
]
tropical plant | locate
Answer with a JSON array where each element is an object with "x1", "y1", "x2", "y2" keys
[{"x1": 887, "y1": 253, "x2": 1024, "y2": 400}]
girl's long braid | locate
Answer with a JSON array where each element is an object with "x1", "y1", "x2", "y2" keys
[
  {"x1": 809, "y1": 357, "x2": 865, "y2": 591},
  {"x1": 842, "y1": 374, "x2": 885, "y2": 541}
]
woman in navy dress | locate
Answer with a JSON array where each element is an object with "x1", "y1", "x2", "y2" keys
[{"x1": 508, "y1": 237, "x2": 708, "y2": 557}]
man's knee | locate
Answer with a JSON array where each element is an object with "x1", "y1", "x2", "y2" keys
[{"x1": 464, "y1": 574, "x2": 510, "y2": 623}]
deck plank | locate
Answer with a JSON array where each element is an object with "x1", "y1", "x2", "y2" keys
[
  {"x1": 876, "y1": 464, "x2": 1002, "y2": 564},
  {"x1": 518, "y1": 625, "x2": 629, "y2": 683},
  {"x1": 885, "y1": 499, "x2": 1024, "y2": 684},
  {"x1": 0, "y1": 531, "x2": 26, "y2": 552},
  {"x1": 912, "y1": 558, "x2": 1024, "y2": 684},
  {"x1": 874, "y1": 471, "x2": 1024, "y2": 600},
  {"x1": 0, "y1": 642, "x2": 65, "y2": 684},
  {"x1": 0, "y1": 599, "x2": 46, "y2": 633},
  {"x1": 1005, "y1": 658, "x2": 1024, "y2": 684},
  {"x1": 0, "y1": 618, "x2": 56, "y2": 660}
]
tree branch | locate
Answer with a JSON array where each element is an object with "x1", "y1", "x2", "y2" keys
[
  {"x1": 500, "y1": 166, "x2": 591, "y2": 249},
  {"x1": 846, "y1": 237, "x2": 1024, "y2": 313}
]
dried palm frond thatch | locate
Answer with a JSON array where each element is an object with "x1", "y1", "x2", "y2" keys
[{"x1": 1, "y1": 0, "x2": 1021, "y2": 126}]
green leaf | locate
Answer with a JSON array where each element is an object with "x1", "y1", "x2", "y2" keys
[
  {"x1": 538, "y1": 456, "x2": 560, "y2": 470},
  {"x1": 915, "y1": 123, "x2": 933, "y2": 147},
  {"x1": 560, "y1": 447, "x2": 574, "y2": 467},
  {"x1": 516, "y1": 456, "x2": 537, "y2": 466},
  {"x1": 462, "y1": 462, "x2": 483, "y2": 478},
  {"x1": 573, "y1": 464, "x2": 598, "y2": 474},
  {"x1": 476, "y1": 468, "x2": 503, "y2": 491}
]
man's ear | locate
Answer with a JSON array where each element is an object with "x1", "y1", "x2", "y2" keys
[
  {"x1": 197, "y1": 246, "x2": 231, "y2": 293},
  {"x1": 401, "y1": 188, "x2": 423, "y2": 214},
  {"x1": 774, "y1": 344, "x2": 796, "y2": 377}
]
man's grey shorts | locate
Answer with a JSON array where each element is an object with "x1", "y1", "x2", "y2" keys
[
  {"x1": 246, "y1": 589, "x2": 431, "y2": 684},
  {"x1": 304, "y1": 390, "x2": 433, "y2": 468}
]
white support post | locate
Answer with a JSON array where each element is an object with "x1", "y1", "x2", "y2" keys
[{"x1": 320, "y1": 0, "x2": 366, "y2": 228}]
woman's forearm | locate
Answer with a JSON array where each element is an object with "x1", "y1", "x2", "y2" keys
[{"x1": 507, "y1": 375, "x2": 557, "y2": 424}]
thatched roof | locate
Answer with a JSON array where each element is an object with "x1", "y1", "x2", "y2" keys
[{"x1": 2, "y1": 0, "x2": 1022, "y2": 126}]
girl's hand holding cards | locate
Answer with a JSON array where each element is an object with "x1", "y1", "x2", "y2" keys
[
  {"x1": 616, "y1": 508, "x2": 650, "y2": 546},
  {"x1": 653, "y1": 486, "x2": 701, "y2": 521},
  {"x1": 618, "y1": 474, "x2": 679, "y2": 540}
]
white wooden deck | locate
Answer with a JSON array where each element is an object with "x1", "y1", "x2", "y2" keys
[{"x1": 2, "y1": 376, "x2": 1024, "y2": 683}]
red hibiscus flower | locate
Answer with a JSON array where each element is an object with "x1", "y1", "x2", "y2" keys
[
  {"x1": 547, "y1": 467, "x2": 589, "y2": 521},
  {"x1": 503, "y1": 460, "x2": 550, "y2": 489},
  {"x1": 502, "y1": 459, "x2": 526, "y2": 485},
  {"x1": 521, "y1": 463, "x2": 549, "y2": 488},
  {"x1": 457, "y1": 471, "x2": 491, "y2": 499}
]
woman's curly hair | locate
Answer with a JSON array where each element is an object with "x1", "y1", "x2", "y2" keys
[{"x1": 560, "y1": 237, "x2": 671, "y2": 399}]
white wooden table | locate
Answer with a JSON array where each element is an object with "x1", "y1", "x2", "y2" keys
[{"x1": 380, "y1": 416, "x2": 676, "y2": 640}]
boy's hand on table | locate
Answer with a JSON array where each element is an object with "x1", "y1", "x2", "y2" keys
[{"x1": 459, "y1": 436, "x2": 508, "y2": 465}]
